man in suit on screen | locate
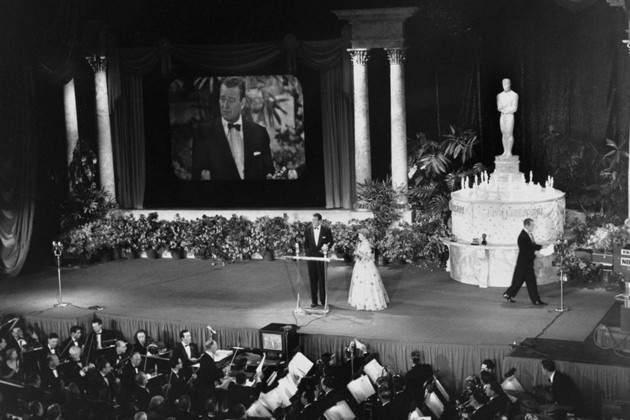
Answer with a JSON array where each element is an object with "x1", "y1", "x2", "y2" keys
[
  {"x1": 303, "y1": 213, "x2": 333, "y2": 308},
  {"x1": 191, "y1": 76, "x2": 275, "y2": 180}
]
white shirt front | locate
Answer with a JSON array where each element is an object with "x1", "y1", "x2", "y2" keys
[
  {"x1": 313, "y1": 226, "x2": 321, "y2": 244},
  {"x1": 222, "y1": 117, "x2": 245, "y2": 179}
]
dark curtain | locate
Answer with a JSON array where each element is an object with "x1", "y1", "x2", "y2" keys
[
  {"x1": 0, "y1": 2, "x2": 37, "y2": 277},
  {"x1": 110, "y1": 37, "x2": 354, "y2": 209}
]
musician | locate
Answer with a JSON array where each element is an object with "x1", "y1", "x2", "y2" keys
[
  {"x1": 227, "y1": 372, "x2": 259, "y2": 410},
  {"x1": 86, "y1": 357, "x2": 117, "y2": 402},
  {"x1": 62, "y1": 345, "x2": 93, "y2": 390},
  {"x1": 39, "y1": 333, "x2": 60, "y2": 367},
  {"x1": 132, "y1": 372, "x2": 152, "y2": 412},
  {"x1": 196, "y1": 339, "x2": 224, "y2": 393},
  {"x1": 2, "y1": 347, "x2": 25, "y2": 381},
  {"x1": 132, "y1": 329, "x2": 151, "y2": 356},
  {"x1": 19, "y1": 374, "x2": 44, "y2": 405},
  {"x1": 7, "y1": 326, "x2": 27, "y2": 355},
  {"x1": 171, "y1": 330, "x2": 200, "y2": 376},
  {"x1": 85, "y1": 318, "x2": 116, "y2": 352},
  {"x1": 59, "y1": 326, "x2": 84, "y2": 360},
  {"x1": 40, "y1": 354, "x2": 64, "y2": 396},
  {"x1": 466, "y1": 389, "x2": 491, "y2": 420},
  {"x1": 111, "y1": 340, "x2": 129, "y2": 370},
  {"x1": 483, "y1": 381, "x2": 509, "y2": 418},
  {"x1": 120, "y1": 351, "x2": 144, "y2": 393},
  {"x1": 0, "y1": 337, "x2": 6, "y2": 364},
  {"x1": 405, "y1": 350, "x2": 433, "y2": 399},
  {"x1": 299, "y1": 388, "x2": 319, "y2": 420},
  {"x1": 164, "y1": 357, "x2": 186, "y2": 402}
]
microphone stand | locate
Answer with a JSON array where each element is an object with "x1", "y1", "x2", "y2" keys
[
  {"x1": 554, "y1": 237, "x2": 570, "y2": 312},
  {"x1": 52, "y1": 242, "x2": 69, "y2": 308}
]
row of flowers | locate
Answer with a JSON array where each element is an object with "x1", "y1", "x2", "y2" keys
[{"x1": 59, "y1": 211, "x2": 449, "y2": 264}]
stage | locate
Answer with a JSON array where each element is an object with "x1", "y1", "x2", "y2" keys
[{"x1": 1, "y1": 257, "x2": 628, "y2": 402}]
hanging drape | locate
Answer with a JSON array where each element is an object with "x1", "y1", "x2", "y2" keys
[
  {"x1": 110, "y1": 36, "x2": 354, "y2": 209},
  {"x1": 0, "y1": 65, "x2": 37, "y2": 277},
  {"x1": 0, "y1": 0, "x2": 38, "y2": 277}
]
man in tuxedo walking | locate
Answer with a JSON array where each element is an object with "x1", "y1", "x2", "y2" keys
[
  {"x1": 503, "y1": 218, "x2": 547, "y2": 305},
  {"x1": 303, "y1": 213, "x2": 333, "y2": 308},
  {"x1": 191, "y1": 76, "x2": 275, "y2": 180}
]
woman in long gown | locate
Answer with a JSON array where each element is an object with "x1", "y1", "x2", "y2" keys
[{"x1": 348, "y1": 229, "x2": 390, "y2": 311}]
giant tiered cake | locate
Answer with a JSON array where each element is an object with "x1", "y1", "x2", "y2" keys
[{"x1": 446, "y1": 155, "x2": 565, "y2": 288}]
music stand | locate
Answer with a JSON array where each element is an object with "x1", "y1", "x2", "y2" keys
[{"x1": 283, "y1": 244, "x2": 331, "y2": 315}]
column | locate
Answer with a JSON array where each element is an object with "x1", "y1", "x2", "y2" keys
[
  {"x1": 63, "y1": 78, "x2": 79, "y2": 168},
  {"x1": 386, "y1": 48, "x2": 408, "y2": 196},
  {"x1": 86, "y1": 55, "x2": 116, "y2": 198},
  {"x1": 349, "y1": 48, "x2": 371, "y2": 186}
]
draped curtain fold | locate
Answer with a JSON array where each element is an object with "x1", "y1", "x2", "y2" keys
[
  {"x1": 111, "y1": 37, "x2": 354, "y2": 209},
  {"x1": 0, "y1": 65, "x2": 37, "y2": 277}
]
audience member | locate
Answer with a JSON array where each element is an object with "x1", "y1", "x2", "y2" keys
[{"x1": 2, "y1": 347, "x2": 25, "y2": 381}]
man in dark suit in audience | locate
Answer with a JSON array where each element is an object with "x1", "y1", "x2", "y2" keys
[
  {"x1": 191, "y1": 76, "x2": 275, "y2": 181},
  {"x1": 171, "y1": 329, "x2": 200, "y2": 378},
  {"x1": 405, "y1": 350, "x2": 433, "y2": 399},
  {"x1": 165, "y1": 357, "x2": 186, "y2": 403}
]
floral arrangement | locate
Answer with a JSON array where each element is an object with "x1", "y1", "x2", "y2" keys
[{"x1": 58, "y1": 212, "x2": 451, "y2": 267}]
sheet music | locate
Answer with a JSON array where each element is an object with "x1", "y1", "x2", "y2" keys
[
  {"x1": 362, "y1": 358, "x2": 383, "y2": 384},
  {"x1": 346, "y1": 375, "x2": 375, "y2": 403},
  {"x1": 501, "y1": 375, "x2": 525, "y2": 403},
  {"x1": 408, "y1": 409, "x2": 431, "y2": 420},
  {"x1": 246, "y1": 401, "x2": 272, "y2": 418},
  {"x1": 256, "y1": 352, "x2": 266, "y2": 374},
  {"x1": 214, "y1": 349, "x2": 233, "y2": 363},
  {"x1": 288, "y1": 352, "x2": 313, "y2": 378},
  {"x1": 323, "y1": 400, "x2": 356, "y2": 420},
  {"x1": 424, "y1": 392, "x2": 444, "y2": 418}
]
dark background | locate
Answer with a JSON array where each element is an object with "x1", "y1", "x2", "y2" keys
[{"x1": 2, "y1": 0, "x2": 628, "y2": 269}]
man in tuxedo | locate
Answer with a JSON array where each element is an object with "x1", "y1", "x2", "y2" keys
[
  {"x1": 227, "y1": 372, "x2": 259, "y2": 410},
  {"x1": 298, "y1": 388, "x2": 318, "y2": 420},
  {"x1": 86, "y1": 357, "x2": 117, "y2": 402},
  {"x1": 61, "y1": 346, "x2": 92, "y2": 390},
  {"x1": 483, "y1": 380, "x2": 509, "y2": 418},
  {"x1": 86, "y1": 318, "x2": 117, "y2": 353},
  {"x1": 171, "y1": 329, "x2": 200, "y2": 378},
  {"x1": 191, "y1": 76, "x2": 275, "y2": 180},
  {"x1": 59, "y1": 325, "x2": 84, "y2": 361},
  {"x1": 119, "y1": 351, "x2": 143, "y2": 393},
  {"x1": 404, "y1": 350, "x2": 433, "y2": 399},
  {"x1": 503, "y1": 218, "x2": 547, "y2": 305},
  {"x1": 539, "y1": 359, "x2": 583, "y2": 418},
  {"x1": 303, "y1": 213, "x2": 334, "y2": 308},
  {"x1": 40, "y1": 354, "x2": 64, "y2": 395},
  {"x1": 194, "y1": 339, "x2": 225, "y2": 404}
]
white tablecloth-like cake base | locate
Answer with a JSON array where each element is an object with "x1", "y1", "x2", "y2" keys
[{"x1": 445, "y1": 241, "x2": 558, "y2": 288}]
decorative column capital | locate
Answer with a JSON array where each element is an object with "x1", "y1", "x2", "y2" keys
[
  {"x1": 386, "y1": 48, "x2": 407, "y2": 65},
  {"x1": 86, "y1": 55, "x2": 107, "y2": 72},
  {"x1": 348, "y1": 49, "x2": 370, "y2": 66}
]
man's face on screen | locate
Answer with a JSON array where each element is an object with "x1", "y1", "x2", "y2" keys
[{"x1": 219, "y1": 84, "x2": 245, "y2": 123}]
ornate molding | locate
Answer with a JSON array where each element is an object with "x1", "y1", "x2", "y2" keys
[
  {"x1": 86, "y1": 55, "x2": 107, "y2": 73},
  {"x1": 348, "y1": 49, "x2": 369, "y2": 66},
  {"x1": 386, "y1": 48, "x2": 407, "y2": 65}
]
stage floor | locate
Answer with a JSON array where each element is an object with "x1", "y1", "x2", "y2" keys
[{"x1": 1, "y1": 258, "x2": 615, "y2": 346}]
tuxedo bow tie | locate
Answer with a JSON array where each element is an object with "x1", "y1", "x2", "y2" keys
[
  {"x1": 228, "y1": 123, "x2": 241, "y2": 131},
  {"x1": 314, "y1": 227, "x2": 320, "y2": 231},
  {"x1": 184, "y1": 344, "x2": 190, "y2": 348}
]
